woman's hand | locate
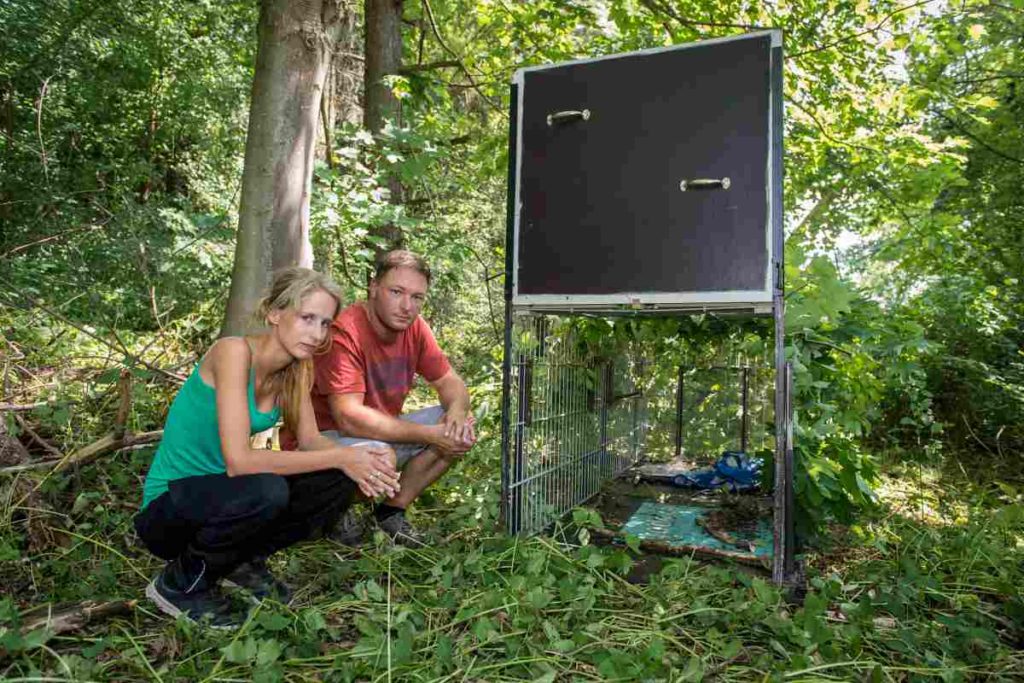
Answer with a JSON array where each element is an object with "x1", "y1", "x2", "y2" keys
[{"x1": 339, "y1": 444, "x2": 401, "y2": 498}]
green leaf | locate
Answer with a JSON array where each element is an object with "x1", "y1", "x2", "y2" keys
[
  {"x1": 435, "y1": 634, "x2": 453, "y2": 668},
  {"x1": 82, "y1": 637, "x2": 110, "y2": 659},
  {"x1": 553, "y1": 638, "x2": 575, "y2": 652},
  {"x1": 256, "y1": 638, "x2": 283, "y2": 666},
  {"x1": 472, "y1": 616, "x2": 497, "y2": 641},
  {"x1": 0, "y1": 540, "x2": 20, "y2": 562},
  {"x1": 257, "y1": 612, "x2": 291, "y2": 632},
  {"x1": 751, "y1": 579, "x2": 777, "y2": 606},
  {"x1": 680, "y1": 655, "x2": 705, "y2": 681},
  {"x1": 221, "y1": 637, "x2": 258, "y2": 664},
  {"x1": 524, "y1": 586, "x2": 552, "y2": 610}
]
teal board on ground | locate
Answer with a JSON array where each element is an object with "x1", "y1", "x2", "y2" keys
[{"x1": 621, "y1": 501, "x2": 773, "y2": 558}]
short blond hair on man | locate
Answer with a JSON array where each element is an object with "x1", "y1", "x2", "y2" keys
[{"x1": 374, "y1": 250, "x2": 432, "y2": 285}]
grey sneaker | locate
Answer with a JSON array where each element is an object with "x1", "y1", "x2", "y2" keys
[
  {"x1": 146, "y1": 559, "x2": 246, "y2": 630},
  {"x1": 377, "y1": 511, "x2": 426, "y2": 548},
  {"x1": 329, "y1": 506, "x2": 372, "y2": 546},
  {"x1": 222, "y1": 557, "x2": 292, "y2": 604}
]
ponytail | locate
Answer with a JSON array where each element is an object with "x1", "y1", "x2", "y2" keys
[{"x1": 277, "y1": 358, "x2": 313, "y2": 437}]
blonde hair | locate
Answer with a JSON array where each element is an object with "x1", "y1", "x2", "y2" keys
[
  {"x1": 374, "y1": 249, "x2": 432, "y2": 284},
  {"x1": 253, "y1": 267, "x2": 344, "y2": 437}
]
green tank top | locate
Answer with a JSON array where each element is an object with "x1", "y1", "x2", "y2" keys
[{"x1": 141, "y1": 360, "x2": 282, "y2": 509}]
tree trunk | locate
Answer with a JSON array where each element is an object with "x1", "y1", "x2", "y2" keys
[
  {"x1": 222, "y1": 0, "x2": 353, "y2": 336},
  {"x1": 364, "y1": 0, "x2": 404, "y2": 255},
  {"x1": 319, "y1": 8, "x2": 360, "y2": 166}
]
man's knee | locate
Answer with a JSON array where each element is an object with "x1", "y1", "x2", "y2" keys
[
  {"x1": 402, "y1": 405, "x2": 445, "y2": 426},
  {"x1": 321, "y1": 430, "x2": 389, "y2": 451}
]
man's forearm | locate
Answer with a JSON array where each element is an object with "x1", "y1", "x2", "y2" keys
[
  {"x1": 437, "y1": 376, "x2": 471, "y2": 416},
  {"x1": 336, "y1": 403, "x2": 435, "y2": 444}
]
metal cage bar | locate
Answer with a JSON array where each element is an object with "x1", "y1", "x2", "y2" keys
[{"x1": 672, "y1": 363, "x2": 774, "y2": 462}]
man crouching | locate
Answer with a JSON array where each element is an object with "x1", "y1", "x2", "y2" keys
[{"x1": 279, "y1": 250, "x2": 475, "y2": 546}]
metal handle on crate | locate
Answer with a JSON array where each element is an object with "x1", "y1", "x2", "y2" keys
[
  {"x1": 546, "y1": 109, "x2": 590, "y2": 126},
  {"x1": 679, "y1": 177, "x2": 731, "y2": 192}
]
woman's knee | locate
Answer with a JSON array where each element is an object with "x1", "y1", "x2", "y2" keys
[
  {"x1": 223, "y1": 473, "x2": 289, "y2": 521},
  {"x1": 251, "y1": 474, "x2": 289, "y2": 516}
]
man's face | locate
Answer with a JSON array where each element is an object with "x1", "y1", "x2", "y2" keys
[{"x1": 368, "y1": 266, "x2": 429, "y2": 332}]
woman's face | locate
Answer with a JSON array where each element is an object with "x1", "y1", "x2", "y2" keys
[{"x1": 268, "y1": 289, "x2": 337, "y2": 359}]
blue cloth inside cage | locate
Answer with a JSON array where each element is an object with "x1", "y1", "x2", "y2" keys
[{"x1": 669, "y1": 451, "x2": 762, "y2": 492}]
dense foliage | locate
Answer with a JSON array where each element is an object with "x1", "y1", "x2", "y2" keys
[{"x1": 1, "y1": 0, "x2": 1022, "y2": 679}]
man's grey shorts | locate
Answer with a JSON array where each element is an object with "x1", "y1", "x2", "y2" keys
[{"x1": 321, "y1": 405, "x2": 444, "y2": 469}]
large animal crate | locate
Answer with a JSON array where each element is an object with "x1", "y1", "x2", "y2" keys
[{"x1": 499, "y1": 30, "x2": 798, "y2": 583}]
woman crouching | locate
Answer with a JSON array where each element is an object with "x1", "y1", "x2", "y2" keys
[{"x1": 134, "y1": 267, "x2": 399, "y2": 628}]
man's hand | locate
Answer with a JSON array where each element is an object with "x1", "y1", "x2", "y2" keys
[
  {"x1": 442, "y1": 408, "x2": 476, "y2": 447},
  {"x1": 425, "y1": 416, "x2": 475, "y2": 456}
]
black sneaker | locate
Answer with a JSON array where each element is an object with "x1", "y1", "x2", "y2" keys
[
  {"x1": 377, "y1": 511, "x2": 426, "y2": 548},
  {"x1": 329, "y1": 506, "x2": 371, "y2": 547},
  {"x1": 222, "y1": 557, "x2": 292, "y2": 604},
  {"x1": 146, "y1": 560, "x2": 245, "y2": 629}
]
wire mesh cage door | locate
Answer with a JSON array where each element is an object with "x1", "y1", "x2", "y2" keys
[{"x1": 500, "y1": 314, "x2": 647, "y2": 534}]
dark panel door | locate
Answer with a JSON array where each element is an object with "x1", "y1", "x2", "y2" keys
[{"x1": 516, "y1": 34, "x2": 771, "y2": 297}]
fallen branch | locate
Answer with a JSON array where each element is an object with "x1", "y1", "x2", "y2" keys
[
  {"x1": 53, "y1": 429, "x2": 163, "y2": 474},
  {"x1": 114, "y1": 371, "x2": 131, "y2": 440},
  {"x1": 21, "y1": 599, "x2": 137, "y2": 635},
  {"x1": 696, "y1": 517, "x2": 755, "y2": 552},
  {"x1": 1, "y1": 430, "x2": 163, "y2": 477},
  {"x1": 588, "y1": 526, "x2": 770, "y2": 569},
  {"x1": 0, "y1": 460, "x2": 60, "y2": 474},
  {"x1": 0, "y1": 401, "x2": 51, "y2": 412},
  {"x1": 961, "y1": 414, "x2": 995, "y2": 456},
  {"x1": 14, "y1": 413, "x2": 62, "y2": 458}
]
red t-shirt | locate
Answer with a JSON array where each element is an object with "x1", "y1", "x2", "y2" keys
[{"x1": 279, "y1": 303, "x2": 450, "y2": 450}]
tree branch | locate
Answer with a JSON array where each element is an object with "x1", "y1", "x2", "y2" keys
[
  {"x1": 21, "y1": 600, "x2": 137, "y2": 635},
  {"x1": 53, "y1": 429, "x2": 163, "y2": 474},
  {"x1": 636, "y1": 0, "x2": 765, "y2": 31},
  {"x1": 419, "y1": 0, "x2": 502, "y2": 111},
  {"x1": 0, "y1": 402, "x2": 51, "y2": 412},
  {"x1": 789, "y1": 98, "x2": 882, "y2": 156},
  {"x1": 790, "y1": 0, "x2": 941, "y2": 59},
  {"x1": 0, "y1": 285, "x2": 187, "y2": 384},
  {"x1": 14, "y1": 413, "x2": 62, "y2": 458},
  {"x1": 0, "y1": 222, "x2": 105, "y2": 259},
  {"x1": 588, "y1": 526, "x2": 770, "y2": 569},
  {"x1": 399, "y1": 60, "x2": 459, "y2": 74},
  {"x1": 934, "y1": 109, "x2": 1024, "y2": 165},
  {"x1": 35, "y1": 77, "x2": 52, "y2": 183},
  {"x1": 2, "y1": 430, "x2": 162, "y2": 480}
]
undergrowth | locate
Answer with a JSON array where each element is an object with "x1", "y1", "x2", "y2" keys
[{"x1": 1, "y1": 436, "x2": 1023, "y2": 682}]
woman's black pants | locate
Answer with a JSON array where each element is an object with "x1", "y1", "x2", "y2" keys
[{"x1": 134, "y1": 470, "x2": 355, "y2": 578}]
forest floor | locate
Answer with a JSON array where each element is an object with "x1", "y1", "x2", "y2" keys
[{"x1": 1, "y1": 439, "x2": 1023, "y2": 682}]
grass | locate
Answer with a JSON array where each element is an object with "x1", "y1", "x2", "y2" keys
[{"x1": 2, "y1": 440, "x2": 1023, "y2": 681}]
